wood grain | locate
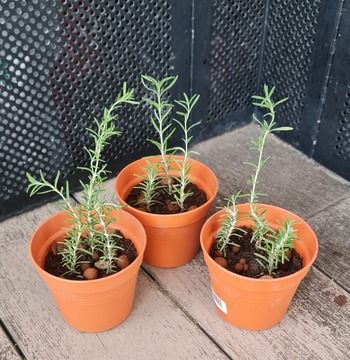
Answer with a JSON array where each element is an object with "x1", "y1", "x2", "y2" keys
[
  {"x1": 0, "y1": 328, "x2": 21, "y2": 360},
  {"x1": 0, "y1": 204, "x2": 227, "y2": 360},
  {"x1": 308, "y1": 196, "x2": 350, "y2": 291},
  {"x1": 144, "y1": 257, "x2": 350, "y2": 360}
]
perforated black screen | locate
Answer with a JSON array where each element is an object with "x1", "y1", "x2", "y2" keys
[
  {"x1": 0, "y1": 0, "x2": 191, "y2": 220},
  {"x1": 260, "y1": 0, "x2": 322, "y2": 147},
  {"x1": 205, "y1": 0, "x2": 265, "y2": 135},
  {"x1": 314, "y1": 0, "x2": 350, "y2": 179}
]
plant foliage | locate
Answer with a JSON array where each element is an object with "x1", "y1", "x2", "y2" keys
[
  {"x1": 214, "y1": 85, "x2": 296, "y2": 275},
  {"x1": 27, "y1": 83, "x2": 137, "y2": 275}
]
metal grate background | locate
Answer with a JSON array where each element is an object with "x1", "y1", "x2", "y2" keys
[
  {"x1": 314, "y1": 0, "x2": 350, "y2": 179},
  {"x1": 1, "y1": 0, "x2": 350, "y2": 221},
  {"x1": 203, "y1": 0, "x2": 265, "y2": 137},
  {"x1": 260, "y1": 0, "x2": 322, "y2": 149},
  {"x1": 0, "y1": 0, "x2": 191, "y2": 220}
]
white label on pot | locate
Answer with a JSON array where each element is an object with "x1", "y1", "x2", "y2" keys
[{"x1": 212, "y1": 288, "x2": 227, "y2": 314}]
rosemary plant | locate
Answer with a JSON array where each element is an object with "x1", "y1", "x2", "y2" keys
[
  {"x1": 141, "y1": 75, "x2": 177, "y2": 192},
  {"x1": 215, "y1": 193, "x2": 245, "y2": 256},
  {"x1": 255, "y1": 219, "x2": 297, "y2": 275},
  {"x1": 27, "y1": 171, "x2": 86, "y2": 274},
  {"x1": 27, "y1": 83, "x2": 137, "y2": 275},
  {"x1": 135, "y1": 161, "x2": 162, "y2": 211},
  {"x1": 214, "y1": 85, "x2": 297, "y2": 276},
  {"x1": 141, "y1": 74, "x2": 201, "y2": 211},
  {"x1": 172, "y1": 93, "x2": 200, "y2": 210},
  {"x1": 246, "y1": 85, "x2": 292, "y2": 246}
]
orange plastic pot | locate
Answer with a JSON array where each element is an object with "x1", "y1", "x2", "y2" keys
[
  {"x1": 200, "y1": 203, "x2": 318, "y2": 330},
  {"x1": 29, "y1": 209, "x2": 146, "y2": 332},
  {"x1": 115, "y1": 155, "x2": 218, "y2": 268}
]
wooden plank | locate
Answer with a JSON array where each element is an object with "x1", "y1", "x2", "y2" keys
[
  {"x1": 192, "y1": 124, "x2": 350, "y2": 218},
  {"x1": 144, "y1": 258, "x2": 350, "y2": 360},
  {"x1": 0, "y1": 328, "x2": 21, "y2": 360},
  {"x1": 0, "y1": 205, "x2": 228, "y2": 360},
  {"x1": 308, "y1": 196, "x2": 350, "y2": 291}
]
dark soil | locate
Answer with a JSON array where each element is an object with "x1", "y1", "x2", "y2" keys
[
  {"x1": 126, "y1": 178, "x2": 207, "y2": 214},
  {"x1": 210, "y1": 226, "x2": 303, "y2": 279},
  {"x1": 44, "y1": 230, "x2": 137, "y2": 280}
]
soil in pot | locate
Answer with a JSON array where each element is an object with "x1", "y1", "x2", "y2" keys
[
  {"x1": 45, "y1": 230, "x2": 137, "y2": 281},
  {"x1": 210, "y1": 226, "x2": 303, "y2": 278},
  {"x1": 126, "y1": 177, "x2": 207, "y2": 214}
]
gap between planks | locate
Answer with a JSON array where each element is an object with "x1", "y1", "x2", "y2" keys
[{"x1": 0, "y1": 320, "x2": 24, "y2": 360}]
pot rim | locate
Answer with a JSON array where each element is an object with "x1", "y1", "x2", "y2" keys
[
  {"x1": 29, "y1": 209, "x2": 146, "y2": 285},
  {"x1": 115, "y1": 155, "x2": 219, "y2": 219},
  {"x1": 200, "y1": 203, "x2": 319, "y2": 284}
]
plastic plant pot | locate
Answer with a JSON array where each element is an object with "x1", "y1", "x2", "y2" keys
[
  {"x1": 200, "y1": 203, "x2": 318, "y2": 330},
  {"x1": 115, "y1": 155, "x2": 218, "y2": 268},
  {"x1": 29, "y1": 209, "x2": 146, "y2": 332}
]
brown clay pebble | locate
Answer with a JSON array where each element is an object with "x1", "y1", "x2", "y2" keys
[
  {"x1": 79, "y1": 243, "x2": 88, "y2": 250},
  {"x1": 51, "y1": 243, "x2": 58, "y2": 255},
  {"x1": 167, "y1": 202, "x2": 181, "y2": 213},
  {"x1": 116, "y1": 255, "x2": 130, "y2": 269},
  {"x1": 285, "y1": 249, "x2": 292, "y2": 260},
  {"x1": 51, "y1": 242, "x2": 64, "y2": 255},
  {"x1": 215, "y1": 250, "x2": 223, "y2": 257},
  {"x1": 334, "y1": 295, "x2": 347, "y2": 306},
  {"x1": 92, "y1": 251, "x2": 100, "y2": 261},
  {"x1": 137, "y1": 193, "x2": 145, "y2": 203},
  {"x1": 83, "y1": 267, "x2": 98, "y2": 280},
  {"x1": 239, "y1": 258, "x2": 246, "y2": 264},
  {"x1": 231, "y1": 245, "x2": 240, "y2": 254},
  {"x1": 214, "y1": 257, "x2": 228, "y2": 268},
  {"x1": 243, "y1": 263, "x2": 249, "y2": 272},
  {"x1": 187, "y1": 205, "x2": 197, "y2": 211},
  {"x1": 161, "y1": 177, "x2": 174, "y2": 186},
  {"x1": 80, "y1": 263, "x2": 91, "y2": 272},
  {"x1": 234, "y1": 262, "x2": 243, "y2": 273},
  {"x1": 56, "y1": 242, "x2": 65, "y2": 253},
  {"x1": 94, "y1": 260, "x2": 109, "y2": 270},
  {"x1": 260, "y1": 275, "x2": 273, "y2": 279}
]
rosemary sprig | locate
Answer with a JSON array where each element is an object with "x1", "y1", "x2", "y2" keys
[
  {"x1": 214, "y1": 85, "x2": 298, "y2": 277},
  {"x1": 246, "y1": 85, "x2": 292, "y2": 246},
  {"x1": 255, "y1": 219, "x2": 297, "y2": 275},
  {"x1": 135, "y1": 161, "x2": 163, "y2": 211},
  {"x1": 141, "y1": 74, "x2": 177, "y2": 192},
  {"x1": 141, "y1": 74, "x2": 201, "y2": 209},
  {"x1": 79, "y1": 83, "x2": 137, "y2": 254},
  {"x1": 26, "y1": 171, "x2": 85, "y2": 274},
  {"x1": 215, "y1": 193, "x2": 245, "y2": 256},
  {"x1": 27, "y1": 83, "x2": 137, "y2": 274},
  {"x1": 172, "y1": 93, "x2": 200, "y2": 210}
]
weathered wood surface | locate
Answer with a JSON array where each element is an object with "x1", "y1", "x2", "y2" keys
[
  {"x1": 144, "y1": 258, "x2": 350, "y2": 360},
  {"x1": 0, "y1": 328, "x2": 21, "y2": 360},
  {"x1": 308, "y1": 197, "x2": 350, "y2": 292},
  {"x1": 0, "y1": 205, "x2": 227, "y2": 360}
]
